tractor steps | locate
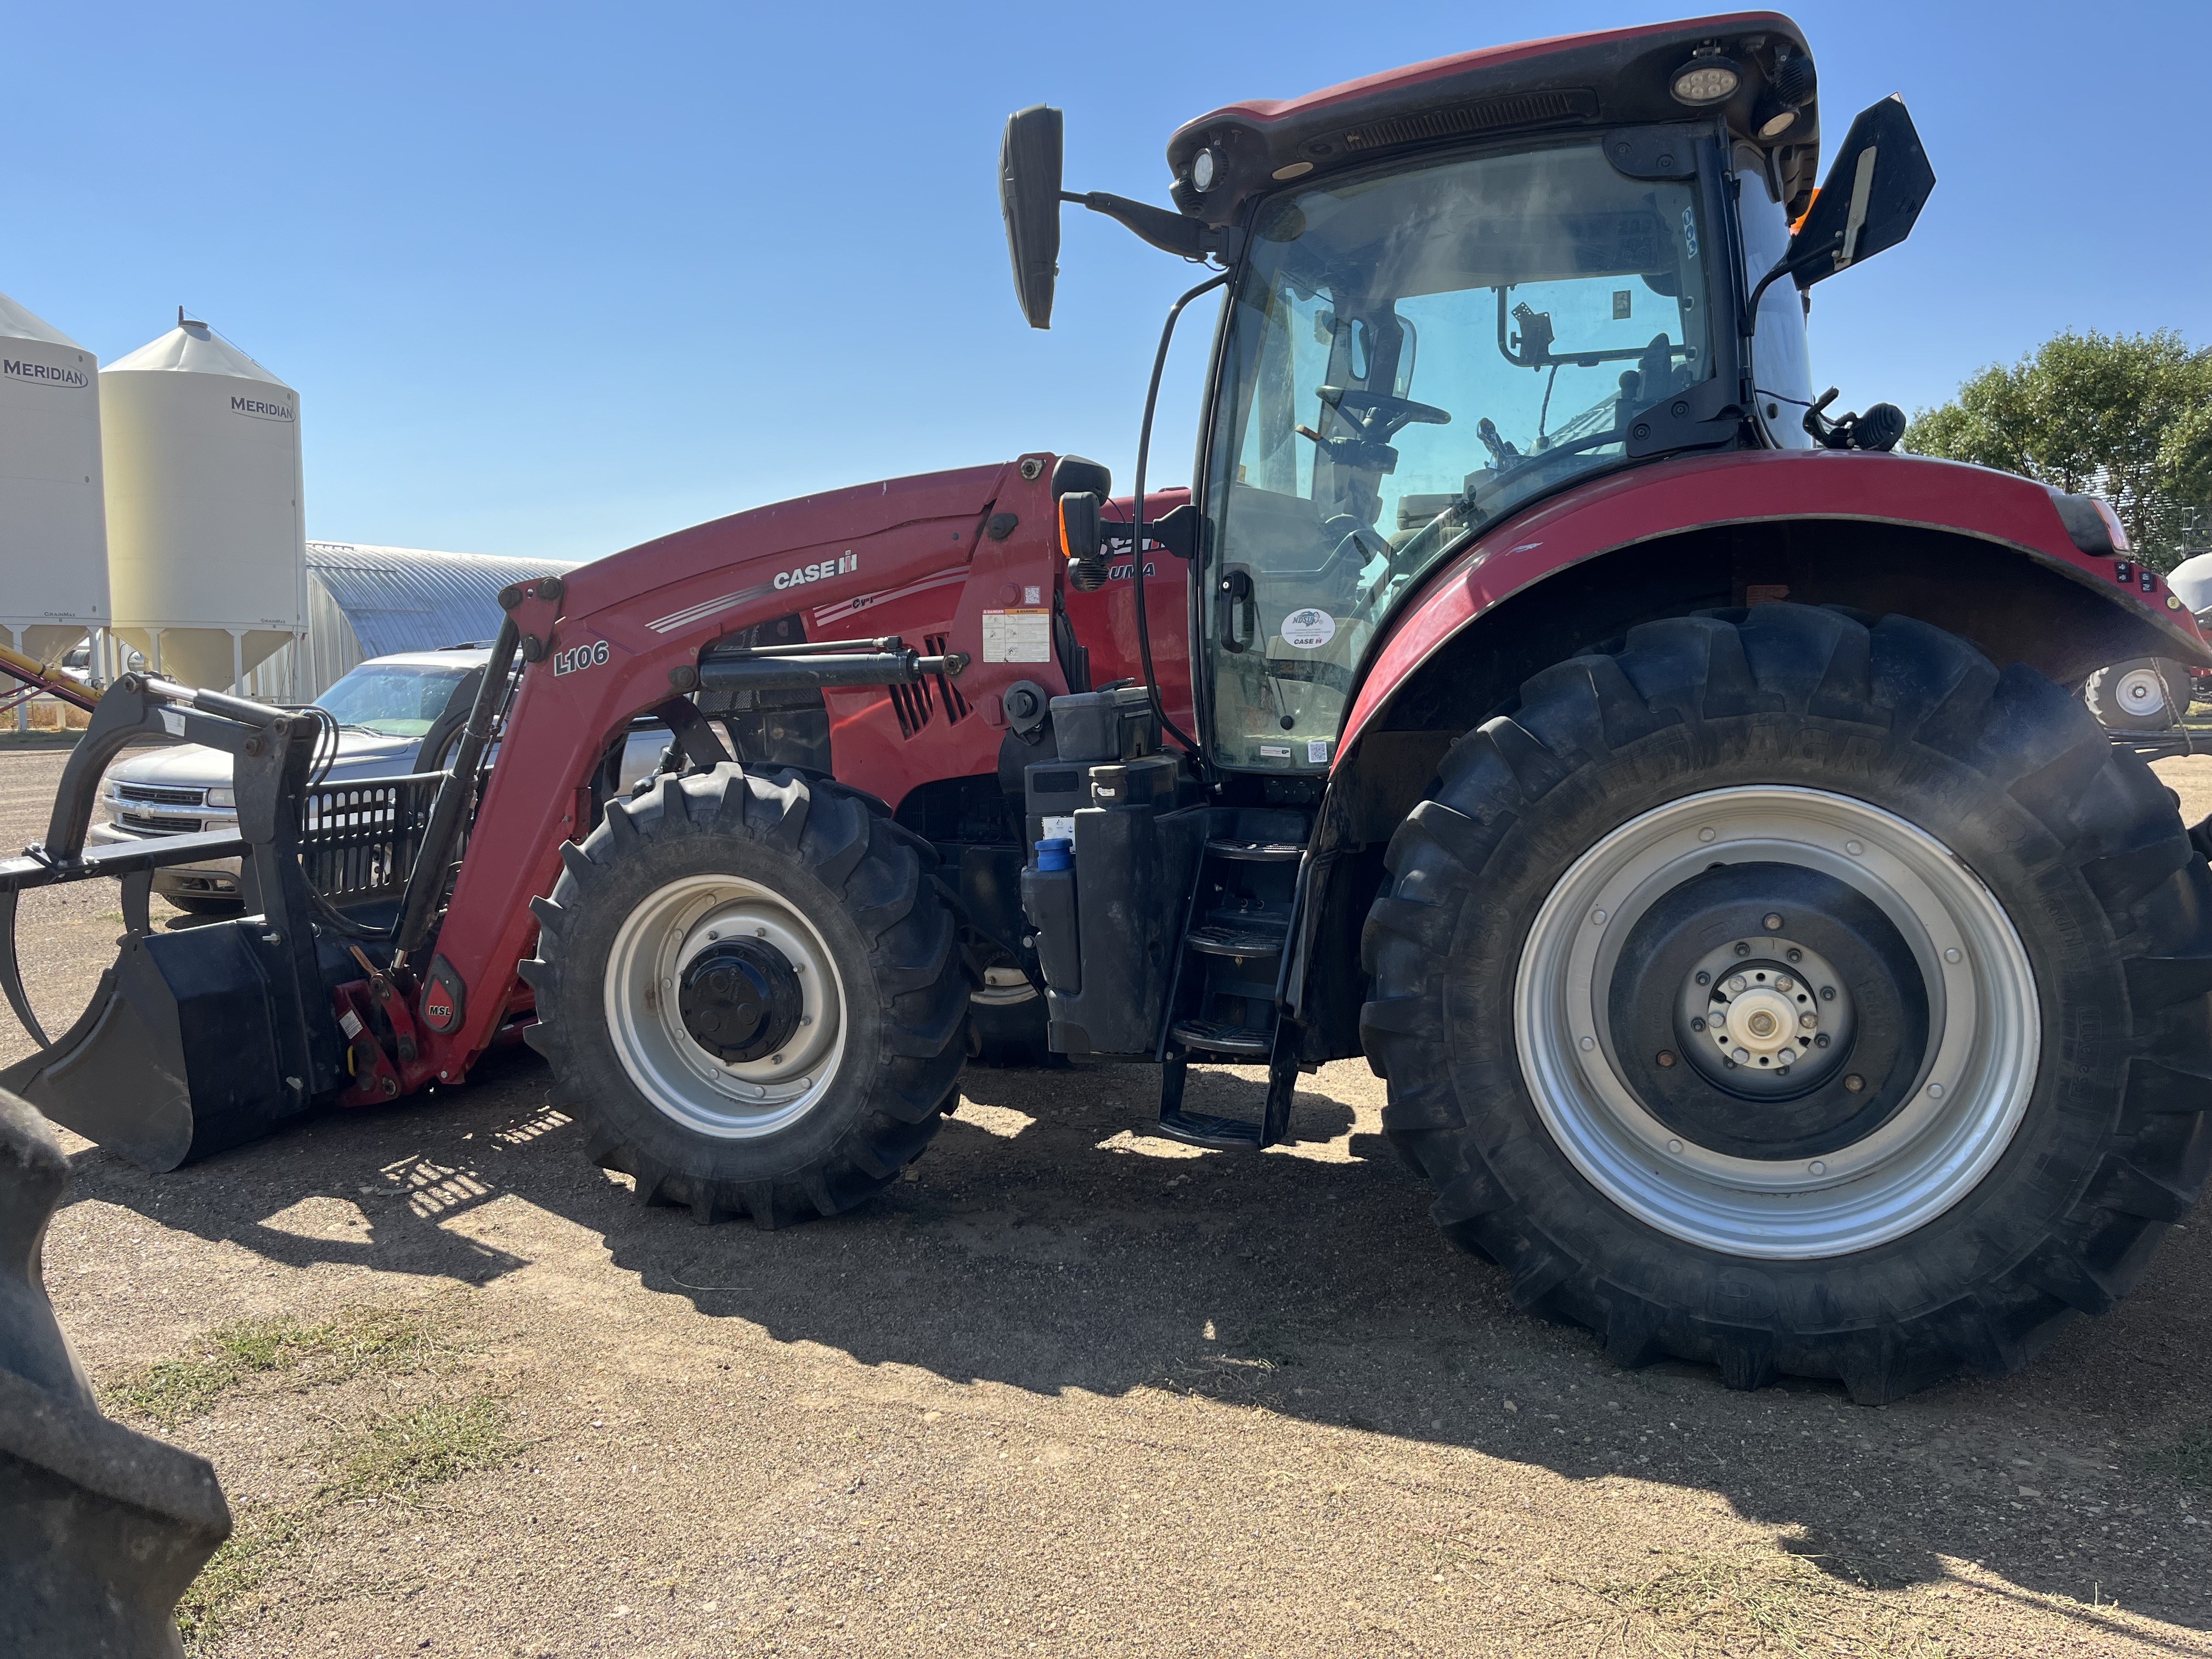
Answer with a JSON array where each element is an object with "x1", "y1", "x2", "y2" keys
[
  {"x1": 1183, "y1": 921, "x2": 1287, "y2": 960},
  {"x1": 1154, "y1": 807, "x2": 1310, "y2": 1152},
  {"x1": 1206, "y1": 838, "x2": 1302, "y2": 863},
  {"x1": 1169, "y1": 1018, "x2": 1273, "y2": 1056}
]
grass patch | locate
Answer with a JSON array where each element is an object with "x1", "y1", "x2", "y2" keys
[
  {"x1": 1597, "y1": 1543, "x2": 1953, "y2": 1658},
  {"x1": 105, "y1": 1306, "x2": 431, "y2": 1427},
  {"x1": 173, "y1": 1392, "x2": 522, "y2": 1654},
  {"x1": 173, "y1": 1508, "x2": 306, "y2": 1650},
  {"x1": 333, "y1": 1397, "x2": 523, "y2": 1503}
]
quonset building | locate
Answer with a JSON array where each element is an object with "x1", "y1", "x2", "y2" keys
[{"x1": 244, "y1": 541, "x2": 574, "y2": 703}]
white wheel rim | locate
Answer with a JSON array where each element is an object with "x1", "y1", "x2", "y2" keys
[
  {"x1": 2117, "y1": 666, "x2": 2169, "y2": 716},
  {"x1": 1514, "y1": 787, "x2": 2039, "y2": 1260},
  {"x1": 605, "y1": 873, "x2": 849, "y2": 1139}
]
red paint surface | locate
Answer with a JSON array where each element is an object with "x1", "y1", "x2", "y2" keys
[
  {"x1": 1065, "y1": 490, "x2": 1197, "y2": 735},
  {"x1": 1335, "y1": 449, "x2": 2208, "y2": 763}
]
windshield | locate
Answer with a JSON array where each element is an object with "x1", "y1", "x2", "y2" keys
[
  {"x1": 317, "y1": 661, "x2": 473, "y2": 737},
  {"x1": 1201, "y1": 138, "x2": 1714, "y2": 768}
]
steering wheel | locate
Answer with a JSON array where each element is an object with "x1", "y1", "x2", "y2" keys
[{"x1": 1317, "y1": 386, "x2": 1452, "y2": 444}]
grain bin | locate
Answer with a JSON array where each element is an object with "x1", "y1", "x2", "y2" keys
[
  {"x1": 100, "y1": 315, "x2": 304, "y2": 692},
  {"x1": 0, "y1": 291, "x2": 109, "y2": 665}
]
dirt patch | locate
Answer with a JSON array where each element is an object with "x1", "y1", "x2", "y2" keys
[{"x1": 7, "y1": 747, "x2": 2212, "y2": 1656}]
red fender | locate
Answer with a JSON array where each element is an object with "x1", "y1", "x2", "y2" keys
[{"x1": 1335, "y1": 449, "x2": 2206, "y2": 764}]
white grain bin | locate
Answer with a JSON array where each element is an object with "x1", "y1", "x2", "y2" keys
[
  {"x1": 0, "y1": 290, "x2": 109, "y2": 663},
  {"x1": 100, "y1": 315, "x2": 304, "y2": 692}
]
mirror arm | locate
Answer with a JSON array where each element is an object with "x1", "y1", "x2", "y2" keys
[
  {"x1": 1063, "y1": 191, "x2": 1246, "y2": 263},
  {"x1": 1743, "y1": 239, "x2": 1837, "y2": 335}
]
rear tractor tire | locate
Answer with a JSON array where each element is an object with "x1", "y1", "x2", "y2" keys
[
  {"x1": 1362, "y1": 604, "x2": 2212, "y2": 1402},
  {"x1": 522, "y1": 765, "x2": 970, "y2": 1228}
]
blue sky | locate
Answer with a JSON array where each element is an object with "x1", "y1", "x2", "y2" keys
[{"x1": 8, "y1": 2, "x2": 2206, "y2": 562}]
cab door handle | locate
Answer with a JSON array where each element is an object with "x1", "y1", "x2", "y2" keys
[{"x1": 1218, "y1": 568, "x2": 1256, "y2": 654}]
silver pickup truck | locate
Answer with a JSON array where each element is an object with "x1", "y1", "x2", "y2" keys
[{"x1": 88, "y1": 648, "x2": 669, "y2": 912}]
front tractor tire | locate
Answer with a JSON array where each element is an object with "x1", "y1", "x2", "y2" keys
[
  {"x1": 1361, "y1": 604, "x2": 2212, "y2": 1402},
  {"x1": 522, "y1": 765, "x2": 970, "y2": 1228}
]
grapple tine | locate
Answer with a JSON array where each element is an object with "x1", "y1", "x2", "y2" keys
[
  {"x1": 0, "y1": 890, "x2": 49, "y2": 1051},
  {"x1": 119, "y1": 870, "x2": 153, "y2": 939}
]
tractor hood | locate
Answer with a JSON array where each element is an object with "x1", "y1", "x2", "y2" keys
[{"x1": 567, "y1": 460, "x2": 1017, "y2": 633}]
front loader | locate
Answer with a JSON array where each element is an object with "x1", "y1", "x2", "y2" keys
[{"x1": 9, "y1": 12, "x2": 2212, "y2": 1403}]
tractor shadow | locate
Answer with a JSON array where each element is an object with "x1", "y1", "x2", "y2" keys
[{"x1": 58, "y1": 1042, "x2": 2212, "y2": 1637}]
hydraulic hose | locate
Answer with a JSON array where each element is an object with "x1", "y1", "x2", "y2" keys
[{"x1": 1130, "y1": 270, "x2": 1228, "y2": 761}]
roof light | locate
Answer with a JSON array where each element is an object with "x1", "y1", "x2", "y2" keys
[
  {"x1": 1670, "y1": 52, "x2": 1742, "y2": 107},
  {"x1": 1757, "y1": 104, "x2": 1800, "y2": 139},
  {"x1": 1190, "y1": 148, "x2": 1218, "y2": 193}
]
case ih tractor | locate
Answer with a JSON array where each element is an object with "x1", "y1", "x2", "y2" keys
[{"x1": 6, "y1": 12, "x2": 2210, "y2": 1404}]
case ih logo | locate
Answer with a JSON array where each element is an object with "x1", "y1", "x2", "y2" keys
[
  {"x1": 230, "y1": 394, "x2": 295, "y2": 422},
  {"x1": 3, "y1": 358, "x2": 89, "y2": 389},
  {"x1": 774, "y1": 551, "x2": 858, "y2": 591}
]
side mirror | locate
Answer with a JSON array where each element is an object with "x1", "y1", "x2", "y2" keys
[
  {"x1": 1001, "y1": 106, "x2": 1064, "y2": 330},
  {"x1": 1787, "y1": 95, "x2": 1935, "y2": 290}
]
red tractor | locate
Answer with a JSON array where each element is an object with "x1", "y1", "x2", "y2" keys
[{"x1": 7, "y1": 12, "x2": 2209, "y2": 1403}]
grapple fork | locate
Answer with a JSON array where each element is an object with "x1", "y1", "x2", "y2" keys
[{"x1": 0, "y1": 675, "x2": 346, "y2": 1170}]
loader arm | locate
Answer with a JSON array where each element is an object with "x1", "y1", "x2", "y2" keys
[{"x1": 416, "y1": 456, "x2": 1074, "y2": 1082}]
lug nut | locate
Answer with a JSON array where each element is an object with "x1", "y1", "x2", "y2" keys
[
  {"x1": 1763, "y1": 912, "x2": 1784, "y2": 931},
  {"x1": 1657, "y1": 1050, "x2": 1677, "y2": 1068},
  {"x1": 1814, "y1": 1032, "x2": 1830, "y2": 1048},
  {"x1": 1695, "y1": 970, "x2": 1711, "y2": 986},
  {"x1": 1734, "y1": 942, "x2": 1751, "y2": 957},
  {"x1": 1799, "y1": 1012, "x2": 1816, "y2": 1029},
  {"x1": 1844, "y1": 1074, "x2": 1865, "y2": 1092},
  {"x1": 1728, "y1": 975, "x2": 1747, "y2": 992},
  {"x1": 1775, "y1": 975, "x2": 1794, "y2": 992},
  {"x1": 1733, "y1": 1047, "x2": 1751, "y2": 1063},
  {"x1": 1786, "y1": 948, "x2": 1802, "y2": 963},
  {"x1": 1691, "y1": 1017, "x2": 1707, "y2": 1032},
  {"x1": 1820, "y1": 986, "x2": 1836, "y2": 1001}
]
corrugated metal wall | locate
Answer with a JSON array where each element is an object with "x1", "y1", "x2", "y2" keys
[{"x1": 246, "y1": 541, "x2": 575, "y2": 702}]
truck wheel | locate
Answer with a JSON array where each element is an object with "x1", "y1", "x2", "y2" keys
[
  {"x1": 1362, "y1": 605, "x2": 2212, "y2": 1402},
  {"x1": 522, "y1": 765, "x2": 969, "y2": 1228},
  {"x1": 2084, "y1": 656, "x2": 2190, "y2": 731}
]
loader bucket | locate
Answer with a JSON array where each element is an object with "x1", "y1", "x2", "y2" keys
[
  {"x1": 0, "y1": 922, "x2": 308, "y2": 1172},
  {"x1": 0, "y1": 672, "x2": 350, "y2": 1171}
]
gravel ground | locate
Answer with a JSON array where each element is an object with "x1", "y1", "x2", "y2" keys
[{"x1": 5, "y1": 742, "x2": 2211, "y2": 1657}]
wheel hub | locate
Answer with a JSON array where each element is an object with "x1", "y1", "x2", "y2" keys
[
  {"x1": 604, "y1": 874, "x2": 849, "y2": 1141},
  {"x1": 2117, "y1": 665, "x2": 2169, "y2": 716},
  {"x1": 678, "y1": 937, "x2": 803, "y2": 1063},
  {"x1": 1518, "y1": 788, "x2": 2039, "y2": 1259},
  {"x1": 1607, "y1": 861, "x2": 1927, "y2": 1160}
]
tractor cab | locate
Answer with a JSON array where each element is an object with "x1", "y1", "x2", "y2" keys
[
  {"x1": 1202, "y1": 133, "x2": 1736, "y2": 768},
  {"x1": 1003, "y1": 12, "x2": 1932, "y2": 772}
]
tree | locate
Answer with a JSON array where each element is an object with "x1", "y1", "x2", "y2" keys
[{"x1": 1904, "y1": 330, "x2": 2212, "y2": 568}]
